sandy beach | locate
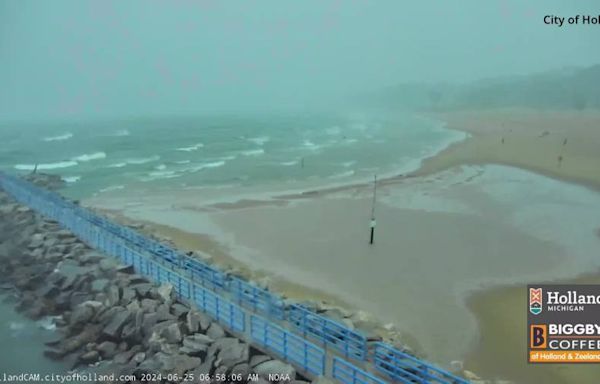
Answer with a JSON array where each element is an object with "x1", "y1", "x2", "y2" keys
[
  {"x1": 86, "y1": 108, "x2": 600, "y2": 384},
  {"x1": 415, "y1": 108, "x2": 600, "y2": 190}
]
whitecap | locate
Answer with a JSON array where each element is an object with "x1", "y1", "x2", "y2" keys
[
  {"x1": 185, "y1": 160, "x2": 226, "y2": 173},
  {"x1": 15, "y1": 161, "x2": 78, "y2": 171},
  {"x1": 280, "y1": 160, "x2": 299, "y2": 166},
  {"x1": 140, "y1": 170, "x2": 182, "y2": 182},
  {"x1": 203, "y1": 160, "x2": 226, "y2": 169},
  {"x1": 303, "y1": 140, "x2": 320, "y2": 151},
  {"x1": 175, "y1": 160, "x2": 191, "y2": 164},
  {"x1": 240, "y1": 149, "x2": 265, "y2": 156},
  {"x1": 72, "y1": 152, "x2": 106, "y2": 162},
  {"x1": 43, "y1": 133, "x2": 73, "y2": 142},
  {"x1": 99, "y1": 185, "x2": 125, "y2": 193},
  {"x1": 37, "y1": 316, "x2": 61, "y2": 331},
  {"x1": 247, "y1": 136, "x2": 270, "y2": 146},
  {"x1": 108, "y1": 162, "x2": 127, "y2": 168},
  {"x1": 148, "y1": 170, "x2": 178, "y2": 178},
  {"x1": 176, "y1": 143, "x2": 204, "y2": 152},
  {"x1": 155, "y1": 164, "x2": 167, "y2": 170},
  {"x1": 341, "y1": 161, "x2": 357, "y2": 168},
  {"x1": 125, "y1": 155, "x2": 160, "y2": 165},
  {"x1": 63, "y1": 176, "x2": 81, "y2": 183}
]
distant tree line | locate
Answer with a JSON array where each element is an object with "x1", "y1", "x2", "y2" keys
[{"x1": 360, "y1": 64, "x2": 600, "y2": 111}]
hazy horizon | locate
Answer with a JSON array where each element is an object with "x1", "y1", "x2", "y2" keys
[{"x1": 2, "y1": 0, "x2": 600, "y2": 121}]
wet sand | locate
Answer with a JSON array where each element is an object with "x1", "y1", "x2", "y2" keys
[
  {"x1": 466, "y1": 273, "x2": 600, "y2": 384},
  {"x1": 85, "y1": 108, "x2": 600, "y2": 383},
  {"x1": 88, "y1": 164, "x2": 600, "y2": 376},
  {"x1": 416, "y1": 109, "x2": 600, "y2": 190}
]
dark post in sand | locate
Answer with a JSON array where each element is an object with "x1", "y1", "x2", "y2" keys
[{"x1": 370, "y1": 174, "x2": 377, "y2": 244}]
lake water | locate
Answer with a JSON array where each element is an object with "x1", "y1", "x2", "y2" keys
[{"x1": 0, "y1": 112, "x2": 465, "y2": 198}]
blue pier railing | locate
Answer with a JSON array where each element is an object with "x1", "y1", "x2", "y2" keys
[
  {"x1": 251, "y1": 314, "x2": 326, "y2": 376},
  {"x1": 230, "y1": 276, "x2": 286, "y2": 320},
  {"x1": 288, "y1": 304, "x2": 368, "y2": 361},
  {"x1": 373, "y1": 343, "x2": 469, "y2": 384},
  {"x1": 333, "y1": 357, "x2": 386, "y2": 384},
  {"x1": 0, "y1": 172, "x2": 470, "y2": 384}
]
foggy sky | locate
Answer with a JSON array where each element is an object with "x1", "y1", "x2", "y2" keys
[{"x1": 1, "y1": 0, "x2": 599, "y2": 121}]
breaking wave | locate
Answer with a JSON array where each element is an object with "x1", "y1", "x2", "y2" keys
[
  {"x1": 124, "y1": 155, "x2": 161, "y2": 165},
  {"x1": 15, "y1": 161, "x2": 78, "y2": 171},
  {"x1": 72, "y1": 152, "x2": 106, "y2": 162},
  {"x1": 302, "y1": 140, "x2": 321, "y2": 151},
  {"x1": 329, "y1": 170, "x2": 355, "y2": 179},
  {"x1": 185, "y1": 160, "x2": 226, "y2": 173},
  {"x1": 99, "y1": 185, "x2": 125, "y2": 193},
  {"x1": 176, "y1": 143, "x2": 204, "y2": 152},
  {"x1": 63, "y1": 176, "x2": 81, "y2": 183},
  {"x1": 43, "y1": 133, "x2": 73, "y2": 142},
  {"x1": 240, "y1": 149, "x2": 265, "y2": 156},
  {"x1": 247, "y1": 136, "x2": 270, "y2": 146}
]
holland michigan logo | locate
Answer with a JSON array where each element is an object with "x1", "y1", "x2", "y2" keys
[{"x1": 530, "y1": 288, "x2": 543, "y2": 315}]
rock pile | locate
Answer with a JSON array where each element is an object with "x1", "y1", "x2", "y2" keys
[{"x1": 0, "y1": 186, "x2": 318, "y2": 384}]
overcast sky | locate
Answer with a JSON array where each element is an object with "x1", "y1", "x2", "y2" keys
[{"x1": 1, "y1": 0, "x2": 599, "y2": 121}]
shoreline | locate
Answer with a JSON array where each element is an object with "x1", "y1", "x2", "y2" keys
[{"x1": 82, "y1": 108, "x2": 600, "y2": 384}]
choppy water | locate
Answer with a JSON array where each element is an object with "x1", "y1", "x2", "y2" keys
[
  {"x1": 0, "y1": 113, "x2": 465, "y2": 198},
  {"x1": 0, "y1": 295, "x2": 70, "y2": 376}
]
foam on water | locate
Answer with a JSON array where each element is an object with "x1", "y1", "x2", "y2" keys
[
  {"x1": 176, "y1": 143, "x2": 204, "y2": 152},
  {"x1": 63, "y1": 176, "x2": 81, "y2": 183},
  {"x1": 124, "y1": 155, "x2": 161, "y2": 165},
  {"x1": 72, "y1": 151, "x2": 106, "y2": 162},
  {"x1": 42, "y1": 133, "x2": 73, "y2": 142},
  {"x1": 184, "y1": 160, "x2": 226, "y2": 173},
  {"x1": 247, "y1": 136, "x2": 270, "y2": 145},
  {"x1": 240, "y1": 149, "x2": 265, "y2": 156},
  {"x1": 99, "y1": 185, "x2": 125, "y2": 193},
  {"x1": 15, "y1": 161, "x2": 78, "y2": 171},
  {"x1": 3, "y1": 113, "x2": 468, "y2": 198}
]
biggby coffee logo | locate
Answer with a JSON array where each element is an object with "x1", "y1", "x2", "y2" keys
[
  {"x1": 530, "y1": 288, "x2": 543, "y2": 315},
  {"x1": 530, "y1": 324, "x2": 547, "y2": 349}
]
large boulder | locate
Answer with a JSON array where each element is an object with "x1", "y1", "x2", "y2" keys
[
  {"x1": 249, "y1": 355, "x2": 272, "y2": 368},
  {"x1": 96, "y1": 341, "x2": 118, "y2": 359},
  {"x1": 70, "y1": 304, "x2": 95, "y2": 326},
  {"x1": 157, "y1": 284, "x2": 174, "y2": 303},
  {"x1": 171, "y1": 303, "x2": 189, "y2": 318},
  {"x1": 102, "y1": 308, "x2": 133, "y2": 339},
  {"x1": 186, "y1": 310, "x2": 211, "y2": 333},
  {"x1": 180, "y1": 334, "x2": 213, "y2": 355},
  {"x1": 160, "y1": 323, "x2": 182, "y2": 344},
  {"x1": 206, "y1": 323, "x2": 225, "y2": 339},
  {"x1": 216, "y1": 341, "x2": 249, "y2": 369}
]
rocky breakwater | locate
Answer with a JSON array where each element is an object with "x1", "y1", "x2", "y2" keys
[{"x1": 0, "y1": 177, "x2": 324, "y2": 384}]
